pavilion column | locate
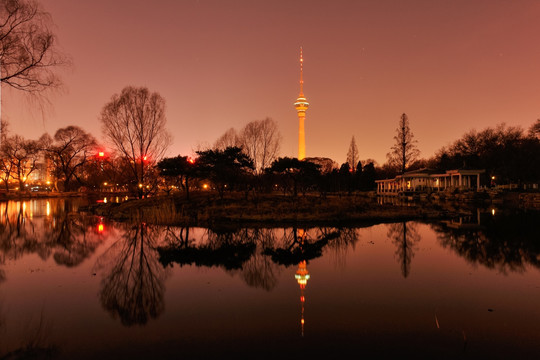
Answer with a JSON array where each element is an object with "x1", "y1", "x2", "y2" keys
[{"x1": 477, "y1": 174, "x2": 480, "y2": 190}]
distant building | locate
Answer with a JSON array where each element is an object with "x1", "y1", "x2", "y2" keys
[{"x1": 376, "y1": 168, "x2": 485, "y2": 195}]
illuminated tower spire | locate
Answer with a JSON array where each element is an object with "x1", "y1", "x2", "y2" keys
[{"x1": 294, "y1": 47, "x2": 309, "y2": 160}]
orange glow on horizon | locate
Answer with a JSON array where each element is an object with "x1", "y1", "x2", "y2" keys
[{"x1": 6, "y1": 2, "x2": 540, "y2": 167}]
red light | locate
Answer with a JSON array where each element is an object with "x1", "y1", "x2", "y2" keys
[
  {"x1": 98, "y1": 152, "x2": 104, "y2": 157},
  {"x1": 188, "y1": 157, "x2": 195, "y2": 164}
]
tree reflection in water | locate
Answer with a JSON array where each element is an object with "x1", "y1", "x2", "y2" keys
[
  {"x1": 45, "y1": 200, "x2": 105, "y2": 267},
  {"x1": 158, "y1": 227, "x2": 277, "y2": 289},
  {"x1": 230, "y1": 229, "x2": 280, "y2": 291},
  {"x1": 263, "y1": 227, "x2": 341, "y2": 266},
  {"x1": 95, "y1": 223, "x2": 168, "y2": 327},
  {"x1": 0, "y1": 199, "x2": 104, "y2": 357},
  {"x1": 158, "y1": 226, "x2": 359, "y2": 292},
  {"x1": 432, "y1": 211, "x2": 540, "y2": 274},
  {"x1": 324, "y1": 228, "x2": 360, "y2": 269},
  {"x1": 158, "y1": 227, "x2": 256, "y2": 270},
  {"x1": 387, "y1": 222, "x2": 421, "y2": 278},
  {"x1": 0, "y1": 200, "x2": 105, "y2": 281}
]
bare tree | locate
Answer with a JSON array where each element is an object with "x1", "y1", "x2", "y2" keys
[
  {"x1": 346, "y1": 136, "x2": 359, "y2": 172},
  {"x1": 386, "y1": 113, "x2": 420, "y2": 174},
  {"x1": 0, "y1": 119, "x2": 11, "y2": 189},
  {"x1": 239, "y1": 117, "x2": 281, "y2": 173},
  {"x1": 0, "y1": 139, "x2": 13, "y2": 191},
  {"x1": 213, "y1": 118, "x2": 281, "y2": 173},
  {"x1": 3, "y1": 134, "x2": 41, "y2": 190},
  {"x1": 0, "y1": 0, "x2": 66, "y2": 92},
  {"x1": 214, "y1": 127, "x2": 240, "y2": 150},
  {"x1": 529, "y1": 119, "x2": 540, "y2": 140},
  {"x1": 240, "y1": 120, "x2": 260, "y2": 169},
  {"x1": 99, "y1": 86, "x2": 171, "y2": 197},
  {"x1": 0, "y1": 155, "x2": 12, "y2": 190},
  {"x1": 0, "y1": 0, "x2": 69, "y2": 147},
  {"x1": 257, "y1": 117, "x2": 281, "y2": 171},
  {"x1": 40, "y1": 126, "x2": 97, "y2": 191}
]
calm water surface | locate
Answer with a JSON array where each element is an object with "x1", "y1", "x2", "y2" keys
[{"x1": 0, "y1": 199, "x2": 539, "y2": 359}]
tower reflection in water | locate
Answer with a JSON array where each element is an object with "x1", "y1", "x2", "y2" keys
[
  {"x1": 294, "y1": 229, "x2": 310, "y2": 337},
  {"x1": 295, "y1": 260, "x2": 309, "y2": 337}
]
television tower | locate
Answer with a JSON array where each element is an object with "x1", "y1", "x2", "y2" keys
[{"x1": 294, "y1": 47, "x2": 309, "y2": 160}]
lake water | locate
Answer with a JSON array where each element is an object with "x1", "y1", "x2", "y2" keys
[{"x1": 0, "y1": 198, "x2": 539, "y2": 359}]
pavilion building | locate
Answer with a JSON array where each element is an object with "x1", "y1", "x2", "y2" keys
[{"x1": 376, "y1": 168, "x2": 485, "y2": 195}]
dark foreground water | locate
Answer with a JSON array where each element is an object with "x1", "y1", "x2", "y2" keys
[{"x1": 0, "y1": 199, "x2": 539, "y2": 359}]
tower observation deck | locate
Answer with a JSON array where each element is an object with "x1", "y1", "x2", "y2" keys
[{"x1": 294, "y1": 47, "x2": 309, "y2": 160}]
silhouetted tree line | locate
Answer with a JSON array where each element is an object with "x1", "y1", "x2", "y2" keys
[
  {"x1": 157, "y1": 150, "x2": 379, "y2": 197},
  {"x1": 428, "y1": 122, "x2": 540, "y2": 184},
  {"x1": 2, "y1": 100, "x2": 537, "y2": 196},
  {"x1": 157, "y1": 119, "x2": 539, "y2": 197}
]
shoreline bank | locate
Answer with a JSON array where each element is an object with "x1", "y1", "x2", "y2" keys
[{"x1": 80, "y1": 192, "x2": 486, "y2": 228}]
